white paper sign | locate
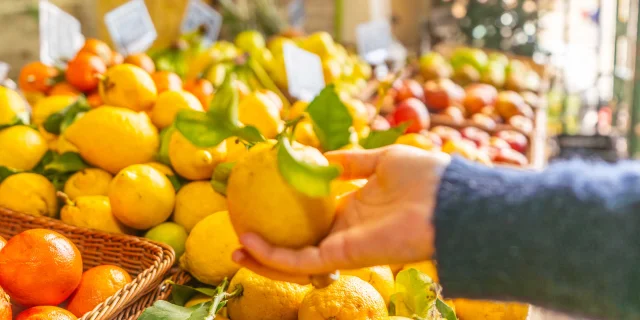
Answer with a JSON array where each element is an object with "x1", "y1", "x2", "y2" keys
[
  {"x1": 39, "y1": 0, "x2": 84, "y2": 66},
  {"x1": 0, "y1": 62, "x2": 9, "y2": 82},
  {"x1": 105, "y1": 0, "x2": 157, "y2": 55},
  {"x1": 288, "y1": 0, "x2": 305, "y2": 29},
  {"x1": 356, "y1": 20, "x2": 393, "y2": 65},
  {"x1": 181, "y1": 0, "x2": 222, "y2": 45},
  {"x1": 283, "y1": 44, "x2": 325, "y2": 101}
]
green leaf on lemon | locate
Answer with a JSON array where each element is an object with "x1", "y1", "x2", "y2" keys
[
  {"x1": 389, "y1": 268, "x2": 439, "y2": 318},
  {"x1": 436, "y1": 298, "x2": 458, "y2": 320},
  {"x1": 43, "y1": 152, "x2": 89, "y2": 175},
  {"x1": 0, "y1": 116, "x2": 25, "y2": 131},
  {"x1": 306, "y1": 85, "x2": 353, "y2": 151},
  {"x1": 0, "y1": 167, "x2": 20, "y2": 183},
  {"x1": 157, "y1": 125, "x2": 176, "y2": 166},
  {"x1": 43, "y1": 97, "x2": 90, "y2": 135},
  {"x1": 277, "y1": 137, "x2": 340, "y2": 197},
  {"x1": 360, "y1": 123, "x2": 408, "y2": 149},
  {"x1": 138, "y1": 300, "x2": 197, "y2": 320}
]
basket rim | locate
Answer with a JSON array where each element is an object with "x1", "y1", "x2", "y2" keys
[{"x1": 0, "y1": 207, "x2": 176, "y2": 320}]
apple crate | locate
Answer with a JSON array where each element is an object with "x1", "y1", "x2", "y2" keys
[{"x1": 0, "y1": 207, "x2": 175, "y2": 320}]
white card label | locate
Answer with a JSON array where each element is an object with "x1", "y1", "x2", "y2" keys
[
  {"x1": 39, "y1": 0, "x2": 84, "y2": 66},
  {"x1": 0, "y1": 62, "x2": 9, "y2": 82},
  {"x1": 105, "y1": 0, "x2": 157, "y2": 55},
  {"x1": 356, "y1": 20, "x2": 393, "y2": 65},
  {"x1": 181, "y1": 0, "x2": 222, "y2": 45},
  {"x1": 283, "y1": 44, "x2": 325, "y2": 101},
  {"x1": 288, "y1": 0, "x2": 305, "y2": 29}
]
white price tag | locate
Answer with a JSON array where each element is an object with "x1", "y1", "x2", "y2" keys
[
  {"x1": 283, "y1": 44, "x2": 325, "y2": 101},
  {"x1": 39, "y1": 0, "x2": 84, "y2": 66},
  {"x1": 0, "y1": 62, "x2": 9, "y2": 82},
  {"x1": 181, "y1": 0, "x2": 222, "y2": 45},
  {"x1": 356, "y1": 20, "x2": 393, "y2": 65},
  {"x1": 288, "y1": 0, "x2": 305, "y2": 29},
  {"x1": 105, "y1": 0, "x2": 157, "y2": 55}
]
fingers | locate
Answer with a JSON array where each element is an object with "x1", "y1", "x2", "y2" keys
[
  {"x1": 325, "y1": 148, "x2": 387, "y2": 179},
  {"x1": 232, "y1": 249, "x2": 311, "y2": 285}
]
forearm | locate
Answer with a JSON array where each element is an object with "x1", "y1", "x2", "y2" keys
[{"x1": 434, "y1": 158, "x2": 640, "y2": 319}]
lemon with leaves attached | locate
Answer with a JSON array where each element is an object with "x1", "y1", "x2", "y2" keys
[
  {"x1": 298, "y1": 275, "x2": 387, "y2": 320},
  {"x1": 300, "y1": 31, "x2": 337, "y2": 59},
  {"x1": 0, "y1": 86, "x2": 29, "y2": 126},
  {"x1": 0, "y1": 125, "x2": 47, "y2": 170},
  {"x1": 0, "y1": 173, "x2": 57, "y2": 217},
  {"x1": 225, "y1": 137, "x2": 249, "y2": 163},
  {"x1": 293, "y1": 118, "x2": 320, "y2": 149},
  {"x1": 342, "y1": 266, "x2": 395, "y2": 306},
  {"x1": 401, "y1": 261, "x2": 439, "y2": 283},
  {"x1": 31, "y1": 95, "x2": 76, "y2": 126},
  {"x1": 99, "y1": 64, "x2": 157, "y2": 111},
  {"x1": 108, "y1": 164, "x2": 175, "y2": 230},
  {"x1": 63, "y1": 168, "x2": 113, "y2": 200},
  {"x1": 60, "y1": 195, "x2": 130, "y2": 234},
  {"x1": 238, "y1": 91, "x2": 284, "y2": 139},
  {"x1": 227, "y1": 141, "x2": 336, "y2": 249},
  {"x1": 227, "y1": 268, "x2": 312, "y2": 320},
  {"x1": 169, "y1": 131, "x2": 226, "y2": 180},
  {"x1": 180, "y1": 211, "x2": 241, "y2": 285},
  {"x1": 64, "y1": 106, "x2": 159, "y2": 174},
  {"x1": 173, "y1": 181, "x2": 227, "y2": 233},
  {"x1": 151, "y1": 90, "x2": 203, "y2": 129}
]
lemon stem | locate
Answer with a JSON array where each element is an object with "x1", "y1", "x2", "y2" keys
[
  {"x1": 56, "y1": 191, "x2": 74, "y2": 206},
  {"x1": 205, "y1": 281, "x2": 243, "y2": 320},
  {"x1": 310, "y1": 270, "x2": 340, "y2": 289}
]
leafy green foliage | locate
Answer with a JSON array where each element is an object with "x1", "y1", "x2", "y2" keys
[
  {"x1": 306, "y1": 85, "x2": 353, "y2": 151},
  {"x1": 138, "y1": 301, "x2": 198, "y2": 320},
  {"x1": 43, "y1": 97, "x2": 90, "y2": 135},
  {"x1": 390, "y1": 268, "x2": 452, "y2": 319},
  {"x1": 211, "y1": 162, "x2": 235, "y2": 196},
  {"x1": 0, "y1": 116, "x2": 26, "y2": 131},
  {"x1": 436, "y1": 298, "x2": 458, "y2": 320},
  {"x1": 31, "y1": 151, "x2": 90, "y2": 191},
  {"x1": 360, "y1": 123, "x2": 408, "y2": 149},
  {"x1": 277, "y1": 137, "x2": 340, "y2": 197},
  {"x1": 157, "y1": 125, "x2": 176, "y2": 166},
  {"x1": 0, "y1": 167, "x2": 20, "y2": 183}
]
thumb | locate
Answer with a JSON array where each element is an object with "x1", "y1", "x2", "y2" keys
[{"x1": 325, "y1": 148, "x2": 388, "y2": 180}]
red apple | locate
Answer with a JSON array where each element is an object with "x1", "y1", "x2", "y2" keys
[
  {"x1": 508, "y1": 115, "x2": 534, "y2": 135},
  {"x1": 496, "y1": 130, "x2": 528, "y2": 154},
  {"x1": 371, "y1": 115, "x2": 391, "y2": 131},
  {"x1": 391, "y1": 98, "x2": 430, "y2": 133},
  {"x1": 430, "y1": 125, "x2": 462, "y2": 144},
  {"x1": 460, "y1": 127, "x2": 490, "y2": 147},
  {"x1": 471, "y1": 113, "x2": 497, "y2": 131},
  {"x1": 420, "y1": 130, "x2": 443, "y2": 147},
  {"x1": 493, "y1": 148, "x2": 529, "y2": 167},
  {"x1": 441, "y1": 106, "x2": 465, "y2": 125},
  {"x1": 423, "y1": 78, "x2": 465, "y2": 112},
  {"x1": 395, "y1": 79, "x2": 425, "y2": 103},
  {"x1": 463, "y1": 83, "x2": 498, "y2": 114},
  {"x1": 495, "y1": 91, "x2": 534, "y2": 120}
]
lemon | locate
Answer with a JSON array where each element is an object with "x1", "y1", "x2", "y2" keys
[
  {"x1": 238, "y1": 91, "x2": 284, "y2": 139},
  {"x1": 169, "y1": 131, "x2": 226, "y2": 180},
  {"x1": 293, "y1": 119, "x2": 320, "y2": 149},
  {"x1": 286, "y1": 100, "x2": 308, "y2": 120},
  {"x1": 99, "y1": 64, "x2": 158, "y2": 111},
  {"x1": 225, "y1": 137, "x2": 249, "y2": 163},
  {"x1": 0, "y1": 125, "x2": 47, "y2": 171},
  {"x1": 299, "y1": 275, "x2": 387, "y2": 320},
  {"x1": 173, "y1": 181, "x2": 227, "y2": 233},
  {"x1": 300, "y1": 32, "x2": 337, "y2": 59},
  {"x1": 151, "y1": 90, "x2": 203, "y2": 129},
  {"x1": 322, "y1": 58, "x2": 343, "y2": 84},
  {"x1": 251, "y1": 47, "x2": 275, "y2": 67},
  {"x1": 145, "y1": 162, "x2": 175, "y2": 176},
  {"x1": 227, "y1": 268, "x2": 312, "y2": 320},
  {"x1": 180, "y1": 211, "x2": 240, "y2": 285},
  {"x1": 401, "y1": 260, "x2": 439, "y2": 283},
  {"x1": 64, "y1": 106, "x2": 159, "y2": 174},
  {"x1": 145, "y1": 222, "x2": 188, "y2": 258},
  {"x1": 0, "y1": 86, "x2": 29, "y2": 126},
  {"x1": 227, "y1": 142, "x2": 335, "y2": 249},
  {"x1": 63, "y1": 168, "x2": 113, "y2": 200},
  {"x1": 341, "y1": 266, "x2": 395, "y2": 306},
  {"x1": 271, "y1": 56, "x2": 288, "y2": 90},
  {"x1": 452, "y1": 299, "x2": 529, "y2": 320},
  {"x1": 108, "y1": 164, "x2": 175, "y2": 230},
  {"x1": 60, "y1": 195, "x2": 130, "y2": 234},
  {"x1": 54, "y1": 134, "x2": 79, "y2": 154},
  {"x1": 331, "y1": 179, "x2": 367, "y2": 200},
  {"x1": 184, "y1": 294, "x2": 212, "y2": 308},
  {"x1": 352, "y1": 59, "x2": 373, "y2": 80},
  {"x1": 267, "y1": 36, "x2": 296, "y2": 57},
  {"x1": 396, "y1": 134, "x2": 436, "y2": 151},
  {"x1": 235, "y1": 30, "x2": 266, "y2": 52},
  {"x1": 31, "y1": 95, "x2": 76, "y2": 126},
  {"x1": 0, "y1": 173, "x2": 57, "y2": 217},
  {"x1": 343, "y1": 98, "x2": 370, "y2": 132}
]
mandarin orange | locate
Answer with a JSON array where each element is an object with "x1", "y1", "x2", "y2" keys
[{"x1": 66, "y1": 265, "x2": 132, "y2": 317}]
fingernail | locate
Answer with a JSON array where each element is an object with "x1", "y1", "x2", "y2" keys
[{"x1": 232, "y1": 249, "x2": 246, "y2": 263}]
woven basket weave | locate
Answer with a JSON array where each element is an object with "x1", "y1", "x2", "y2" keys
[{"x1": 0, "y1": 207, "x2": 175, "y2": 320}]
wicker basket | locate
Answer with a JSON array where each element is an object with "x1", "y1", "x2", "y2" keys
[
  {"x1": 0, "y1": 207, "x2": 176, "y2": 320},
  {"x1": 114, "y1": 270, "x2": 192, "y2": 320}
]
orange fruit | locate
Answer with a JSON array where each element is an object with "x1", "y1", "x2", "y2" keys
[
  {"x1": 151, "y1": 71, "x2": 183, "y2": 93},
  {"x1": 87, "y1": 91, "x2": 103, "y2": 108},
  {"x1": 184, "y1": 78, "x2": 214, "y2": 111},
  {"x1": 0, "y1": 286, "x2": 9, "y2": 320},
  {"x1": 110, "y1": 51, "x2": 124, "y2": 67},
  {"x1": 124, "y1": 53, "x2": 156, "y2": 74},
  {"x1": 16, "y1": 306, "x2": 76, "y2": 320},
  {"x1": 67, "y1": 265, "x2": 132, "y2": 317},
  {"x1": 78, "y1": 39, "x2": 113, "y2": 65},
  {"x1": 0, "y1": 229, "x2": 83, "y2": 307},
  {"x1": 49, "y1": 82, "x2": 81, "y2": 97},
  {"x1": 19, "y1": 62, "x2": 59, "y2": 94},
  {"x1": 66, "y1": 52, "x2": 107, "y2": 92}
]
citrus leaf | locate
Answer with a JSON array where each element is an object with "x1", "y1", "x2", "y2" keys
[
  {"x1": 157, "y1": 125, "x2": 176, "y2": 165},
  {"x1": 208, "y1": 74, "x2": 239, "y2": 127},
  {"x1": 390, "y1": 268, "x2": 439, "y2": 318},
  {"x1": 186, "y1": 302, "x2": 213, "y2": 320},
  {"x1": 277, "y1": 137, "x2": 340, "y2": 197},
  {"x1": 43, "y1": 152, "x2": 89, "y2": 175},
  {"x1": 436, "y1": 298, "x2": 458, "y2": 320},
  {"x1": 0, "y1": 116, "x2": 25, "y2": 131},
  {"x1": 306, "y1": 85, "x2": 353, "y2": 151},
  {"x1": 175, "y1": 109, "x2": 234, "y2": 149},
  {"x1": 360, "y1": 123, "x2": 409, "y2": 149},
  {"x1": 0, "y1": 167, "x2": 20, "y2": 183},
  {"x1": 165, "y1": 281, "x2": 217, "y2": 307},
  {"x1": 32, "y1": 150, "x2": 55, "y2": 175},
  {"x1": 138, "y1": 300, "x2": 196, "y2": 320},
  {"x1": 233, "y1": 125, "x2": 265, "y2": 144},
  {"x1": 167, "y1": 175, "x2": 184, "y2": 192},
  {"x1": 43, "y1": 97, "x2": 90, "y2": 135}
]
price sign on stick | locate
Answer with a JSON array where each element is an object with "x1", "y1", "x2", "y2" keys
[
  {"x1": 283, "y1": 43, "x2": 325, "y2": 102},
  {"x1": 105, "y1": 0, "x2": 157, "y2": 56},
  {"x1": 39, "y1": 0, "x2": 84, "y2": 66},
  {"x1": 181, "y1": 0, "x2": 222, "y2": 45},
  {"x1": 356, "y1": 20, "x2": 393, "y2": 65},
  {"x1": 288, "y1": 0, "x2": 305, "y2": 29}
]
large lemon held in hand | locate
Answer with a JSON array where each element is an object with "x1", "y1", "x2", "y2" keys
[
  {"x1": 227, "y1": 141, "x2": 336, "y2": 249},
  {"x1": 63, "y1": 106, "x2": 159, "y2": 174}
]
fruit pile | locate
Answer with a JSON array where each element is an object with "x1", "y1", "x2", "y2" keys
[{"x1": 0, "y1": 229, "x2": 132, "y2": 319}]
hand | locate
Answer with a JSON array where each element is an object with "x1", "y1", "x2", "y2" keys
[{"x1": 232, "y1": 145, "x2": 451, "y2": 283}]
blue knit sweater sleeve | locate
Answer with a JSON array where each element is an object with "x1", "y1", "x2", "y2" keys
[{"x1": 434, "y1": 157, "x2": 640, "y2": 319}]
